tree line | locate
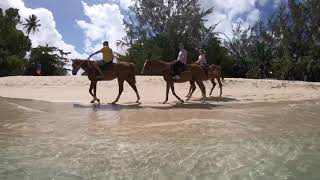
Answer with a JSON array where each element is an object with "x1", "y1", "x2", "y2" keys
[
  {"x1": 118, "y1": 0, "x2": 320, "y2": 81},
  {"x1": 0, "y1": 8, "x2": 69, "y2": 76},
  {"x1": 1, "y1": 0, "x2": 319, "y2": 81}
]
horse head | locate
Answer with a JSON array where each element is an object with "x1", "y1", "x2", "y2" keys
[{"x1": 72, "y1": 59, "x2": 86, "y2": 75}]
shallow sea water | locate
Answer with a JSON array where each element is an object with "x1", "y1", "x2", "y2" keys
[{"x1": 0, "y1": 97, "x2": 320, "y2": 180}]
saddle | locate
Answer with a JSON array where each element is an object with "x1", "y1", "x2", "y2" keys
[
  {"x1": 174, "y1": 71, "x2": 192, "y2": 82},
  {"x1": 99, "y1": 62, "x2": 114, "y2": 72}
]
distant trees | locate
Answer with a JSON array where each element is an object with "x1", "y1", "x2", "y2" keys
[
  {"x1": 23, "y1": 14, "x2": 41, "y2": 35},
  {"x1": 24, "y1": 45, "x2": 69, "y2": 76},
  {"x1": 1, "y1": 1, "x2": 319, "y2": 81},
  {"x1": 116, "y1": 0, "x2": 232, "y2": 75},
  {"x1": 0, "y1": 8, "x2": 31, "y2": 76},
  {"x1": 0, "y1": 8, "x2": 69, "y2": 76},
  {"x1": 225, "y1": 0, "x2": 320, "y2": 81}
]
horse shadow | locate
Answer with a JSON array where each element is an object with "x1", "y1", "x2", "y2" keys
[
  {"x1": 73, "y1": 102, "x2": 143, "y2": 111},
  {"x1": 73, "y1": 101, "x2": 222, "y2": 111},
  {"x1": 147, "y1": 102, "x2": 222, "y2": 110},
  {"x1": 192, "y1": 96, "x2": 238, "y2": 102}
]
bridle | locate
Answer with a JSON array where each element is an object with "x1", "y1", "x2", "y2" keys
[{"x1": 73, "y1": 60, "x2": 89, "y2": 70}]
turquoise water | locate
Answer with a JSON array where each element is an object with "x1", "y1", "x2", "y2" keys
[{"x1": 0, "y1": 97, "x2": 320, "y2": 179}]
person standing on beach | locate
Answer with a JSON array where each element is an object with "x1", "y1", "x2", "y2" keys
[
  {"x1": 172, "y1": 43, "x2": 188, "y2": 80},
  {"x1": 87, "y1": 41, "x2": 114, "y2": 79}
]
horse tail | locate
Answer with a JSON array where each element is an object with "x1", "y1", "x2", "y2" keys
[{"x1": 129, "y1": 63, "x2": 136, "y2": 84}]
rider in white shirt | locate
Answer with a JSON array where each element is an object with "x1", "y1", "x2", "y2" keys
[
  {"x1": 195, "y1": 49, "x2": 207, "y2": 66},
  {"x1": 172, "y1": 43, "x2": 188, "y2": 80}
]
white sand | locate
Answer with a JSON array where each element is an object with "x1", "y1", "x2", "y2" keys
[{"x1": 0, "y1": 76, "x2": 320, "y2": 104}]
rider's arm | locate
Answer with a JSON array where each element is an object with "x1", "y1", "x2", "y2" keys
[
  {"x1": 87, "y1": 50, "x2": 101, "y2": 60},
  {"x1": 111, "y1": 49, "x2": 114, "y2": 60},
  {"x1": 174, "y1": 51, "x2": 182, "y2": 62}
]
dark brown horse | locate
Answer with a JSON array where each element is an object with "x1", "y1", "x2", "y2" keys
[
  {"x1": 142, "y1": 60, "x2": 207, "y2": 103},
  {"x1": 72, "y1": 59, "x2": 140, "y2": 104},
  {"x1": 186, "y1": 64, "x2": 224, "y2": 98}
]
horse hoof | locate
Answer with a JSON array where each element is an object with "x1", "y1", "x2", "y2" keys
[
  {"x1": 90, "y1": 100, "x2": 94, "y2": 103},
  {"x1": 180, "y1": 100, "x2": 184, "y2": 104},
  {"x1": 111, "y1": 101, "x2": 117, "y2": 105},
  {"x1": 97, "y1": 99, "x2": 100, "y2": 104},
  {"x1": 162, "y1": 101, "x2": 168, "y2": 104}
]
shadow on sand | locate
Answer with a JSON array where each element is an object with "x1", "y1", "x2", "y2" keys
[
  {"x1": 192, "y1": 96, "x2": 238, "y2": 102},
  {"x1": 73, "y1": 101, "x2": 222, "y2": 111}
]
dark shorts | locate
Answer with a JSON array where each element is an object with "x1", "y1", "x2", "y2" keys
[
  {"x1": 172, "y1": 61, "x2": 186, "y2": 75},
  {"x1": 96, "y1": 60, "x2": 112, "y2": 66}
]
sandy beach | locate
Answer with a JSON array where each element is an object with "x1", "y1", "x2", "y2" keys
[{"x1": 0, "y1": 76, "x2": 319, "y2": 104}]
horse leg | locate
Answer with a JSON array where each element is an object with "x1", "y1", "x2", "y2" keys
[
  {"x1": 170, "y1": 82, "x2": 184, "y2": 103},
  {"x1": 163, "y1": 81, "x2": 170, "y2": 104},
  {"x1": 217, "y1": 77, "x2": 223, "y2": 97},
  {"x1": 186, "y1": 81, "x2": 196, "y2": 101},
  {"x1": 196, "y1": 81, "x2": 206, "y2": 102},
  {"x1": 209, "y1": 78, "x2": 217, "y2": 96},
  {"x1": 186, "y1": 82, "x2": 193, "y2": 97},
  {"x1": 126, "y1": 80, "x2": 140, "y2": 103},
  {"x1": 93, "y1": 81, "x2": 100, "y2": 104},
  {"x1": 89, "y1": 81, "x2": 96, "y2": 103},
  {"x1": 112, "y1": 79, "x2": 124, "y2": 104}
]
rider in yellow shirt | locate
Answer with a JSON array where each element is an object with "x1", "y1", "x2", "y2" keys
[{"x1": 87, "y1": 41, "x2": 114, "y2": 79}]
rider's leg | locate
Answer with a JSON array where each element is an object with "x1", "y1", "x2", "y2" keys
[
  {"x1": 93, "y1": 61, "x2": 104, "y2": 77},
  {"x1": 172, "y1": 62, "x2": 182, "y2": 80}
]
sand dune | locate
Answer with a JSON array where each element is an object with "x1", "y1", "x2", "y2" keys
[{"x1": 0, "y1": 76, "x2": 319, "y2": 104}]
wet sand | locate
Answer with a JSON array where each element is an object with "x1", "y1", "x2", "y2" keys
[{"x1": 1, "y1": 76, "x2": 320, "y2": 179}]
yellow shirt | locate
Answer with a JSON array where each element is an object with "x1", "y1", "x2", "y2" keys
[{"x1": 100, "y1": 46, "x2": 113, "y2": 63}]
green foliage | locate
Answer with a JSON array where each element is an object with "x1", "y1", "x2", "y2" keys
[
  {"x1": 23, "y1": 14, "x2": 41, "y2": 35},
  {"x1": 120, "y1": 0, "x2": 213, "y2": 47},
  {"x1": 271, "y1": 56, "x2": 290, "y2": 80},
  {"x1": 0, "y1": 55, "x2": 25, "y2": 76},
  {"x1": 246, "y1": 66, "x2": 259, "y2": 79},
  {"x1": 117, "y1": 0, "x2": 232, "y2": 74},
  {"x1": 224, "y1": 0, "x2": 320, "y2": 81},
  {"x1": 24, "y1": 45, "x2": 68, "y2": 76},
  {"x1": 0, "y1": 8, "x2": 31, "y2": 77},
  {"x1": 306, "y1": 59, "x2": 320, "y2": 82},
  {"x1": 0, "y1": 7, "x2": 70, "y2": 76}
]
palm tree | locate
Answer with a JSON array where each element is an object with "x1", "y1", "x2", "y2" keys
[{"x1": 23, "y1": 14, "x2": 41, "y2": 35}]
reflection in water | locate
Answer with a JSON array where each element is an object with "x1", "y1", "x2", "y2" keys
[{"x1": 0, "y1": 97, "x2": 320, "y2": 179}]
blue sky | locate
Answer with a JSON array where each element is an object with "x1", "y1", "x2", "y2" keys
[
  {"x1": 24, "y1": 0, "x2": 86, "y2": 50},
  {"x1": 0, "y1": 0, "x2": 283, "y2": 58}
]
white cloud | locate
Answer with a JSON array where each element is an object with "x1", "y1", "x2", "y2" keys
[
  {"x1": 111, "y1": 0, "x2": 134, "y2": 9},
  {"x1": 200, "y1": 0, "x2": 281, "y2": 39},
  {"x1": 76, "y1": 1, "x2": 127, "y2": 57},
  {"x1": 0, "y1": 0, "x2": 87, "y2": 59}
]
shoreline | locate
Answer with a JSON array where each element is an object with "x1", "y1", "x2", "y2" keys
[{"x1": 0, "y1": 76, "x2": 320, "y2": 105}]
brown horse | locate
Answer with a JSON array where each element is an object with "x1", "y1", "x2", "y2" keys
[
  {"x1": 142, "y1": 60, "x2": 207, "y2": 103},
  {"x1": 186, "y1": 64, "x2": 224, "y2": 98},
  {"x1": 72, "y1": 59, "x2": 140, "y2": 104}
]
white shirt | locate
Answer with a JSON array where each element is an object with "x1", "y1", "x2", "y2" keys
[
  {"x1": 176, "y1": 49, "x2": 188, "y2": 64},
  {"x1": 197, "y1": 54, "x2": 207, "y2": 65}
]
